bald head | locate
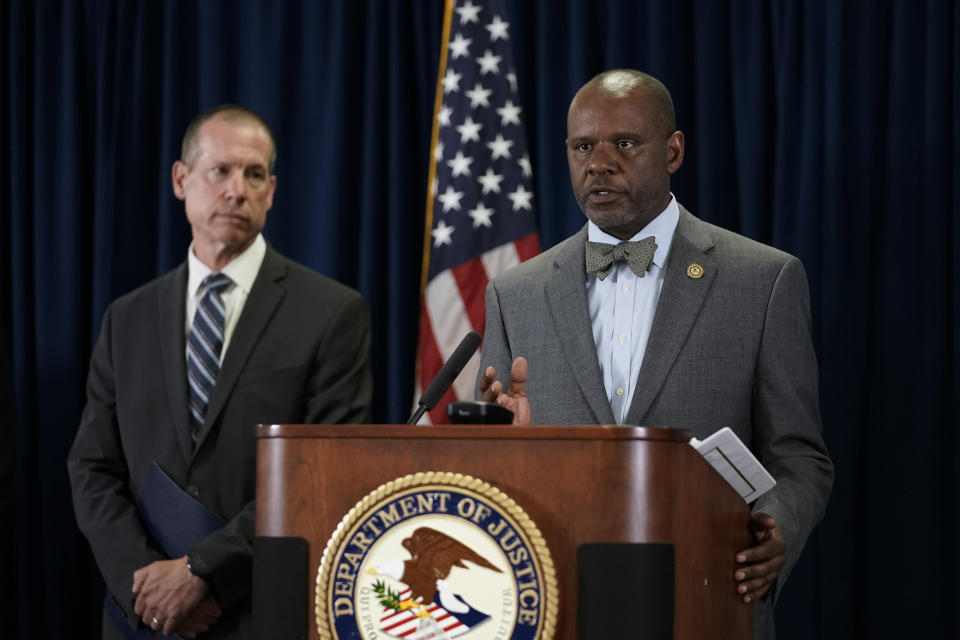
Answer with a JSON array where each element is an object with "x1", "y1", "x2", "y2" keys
[
  {"x1": 565, "y1": 68, "x2": 684, "y2": 240},
  {"x1": 181, "y1": 104, "x2": 277, "y2": 173},
  {"x1": 569, "y1": 69, "x2": 676, "y2": 138}
]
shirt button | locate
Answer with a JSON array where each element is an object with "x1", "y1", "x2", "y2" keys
[
  {"x1": 622, "y1": 284, "x2": 630, "y2": 292},
  {"x1": 187, "y1": 484, "x2": 200, "y2": 498},
  {"x1": 616, "y1": 388, "x2": 624, "y2": 396},
  {"x1": 618, "y1": 335, "x2": 627, "y2": 344}
]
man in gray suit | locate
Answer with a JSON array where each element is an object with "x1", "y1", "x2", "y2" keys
[
  {"x1": 69, "y1": 106, "x2": 372, "y2": 638},
  {"x1": 478, "y1": 69, "x2": 832, "y2": 638}
]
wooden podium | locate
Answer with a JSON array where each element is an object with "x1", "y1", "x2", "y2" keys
[{"x1": 254, "y1": 424, "x2": 752, "y2": 639}]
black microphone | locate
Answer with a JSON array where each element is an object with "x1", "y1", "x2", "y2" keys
[{"x1": 407, "y1": 331, "x2": 482, "y2": 424}]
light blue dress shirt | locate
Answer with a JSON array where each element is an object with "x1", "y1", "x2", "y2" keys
[{"x1": 585, "y1": 196, "x2": 679, "y2": 424}]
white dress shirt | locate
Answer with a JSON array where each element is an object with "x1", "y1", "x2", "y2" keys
[
  {"x1": 185, "y1": 234, "x2": 267, "y2": 363},
  {"x1": 586, "y1": 196, "x2": 679, "y2": 424}
]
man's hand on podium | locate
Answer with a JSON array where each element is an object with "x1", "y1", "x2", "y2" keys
[
  {"x1": 734, "y1": 512, "x2": 786, "y2": 604},
  {"x1": 480, "y1": 357, "x2": 531, "y2": 425},
  {"x1": 483, "y1": 356, "x2": 789, "y2": 606}
]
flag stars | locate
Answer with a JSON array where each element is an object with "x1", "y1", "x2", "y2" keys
[
  {"x1": 506, "y1": 72, "x2": 518, "y2": 93},
  {"x1": 476, "y1": 50, "x2": 502, "y2": 75},
  {"x1": 443, "y1": 69, "x2": 463, "y2": 94},
  {"x1": 508, "y1": 184, "x2": 534, "y2": 211},
  {"x1": 455, "y1": 0, "x2": 481, "y2": 25},
  {"x1": 449, "y1": 33, "x2": 472, "y2": 59},
  {"x1": 434, "y1": 142, "x2": 445, "y2": 162},
  {"x1": 496, "y1": 100, "x2": 522, "y2": 126},
  {"x1": 518, "y1": 153, "x2": 532, "y2": 177},
  {"x1": 456, "y1": 116, "x2": 483, "y2": 143},
  {"x1": 432, "y1": 220, "x2": 455, "y2": 247},
  {"x1": 468, "y1": 203, "x2": 495, "y2": 228},
  {"x1": 437, "y1": 185, "x2": 464, "y2": 212},
  {"x1": 477, "y1": 168, "x2": 504, "y2": 194},
  {"x1": 446, "y1": 151, "x2": 473, "y2": 177},
  {"x1": 438, "y1": 105, "x2": 453, "y2": 126},
  {"x1": 466, "y1": 83, "x2": 492, "y2": 108},
  {"x1": 437, "y1": 184, "x2": 464, "y2": 213},
  {"x1": 486, "y1": 15, "x2": 510, "y2": 41},
  {"x1": 486, "y1": 134, "x2": 514, "y2": 159}
]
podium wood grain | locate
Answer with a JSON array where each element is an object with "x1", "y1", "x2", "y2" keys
[{"x1": 255, "y1": 424, "x2": 752, "y2": 639}]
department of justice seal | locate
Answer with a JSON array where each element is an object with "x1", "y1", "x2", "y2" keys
[{"x1": 316, "y1": 472, "x2": 558, "y2": 640}]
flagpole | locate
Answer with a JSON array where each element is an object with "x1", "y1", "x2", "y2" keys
[
  {"x1": 419, "y1": 0, "x2": 455, "y2": 300},
  {"x1": 414, "y1": 0, "x2": 456, "y2": 390}
]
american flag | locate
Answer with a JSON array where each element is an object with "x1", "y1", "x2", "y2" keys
[{"x1": 414, "y1": 0, "x2": 540, "y2": 424}]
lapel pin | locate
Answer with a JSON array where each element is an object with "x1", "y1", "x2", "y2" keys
[{"x1": 686, "y1": 263, "x2": 704, "y2": 279}]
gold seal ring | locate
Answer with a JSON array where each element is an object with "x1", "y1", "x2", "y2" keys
[
  {"x1": 686, "y1": 263, "x2": 704, "y2": 279},
  {"x1": 315, "y1": 471, "x2": 559, "y2": 640}
]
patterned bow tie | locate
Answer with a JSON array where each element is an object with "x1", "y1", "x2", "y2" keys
[{"x1": 584, "y1": 236, "x2": 658, "y2": 281}]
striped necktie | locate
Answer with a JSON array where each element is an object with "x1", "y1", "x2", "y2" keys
[{"x1": 187, "y1": 273, "x2": 233, "y2": 442}]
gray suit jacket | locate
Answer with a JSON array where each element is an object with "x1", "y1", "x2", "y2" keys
[
  {"x1": 478, "y1": 207, "x2": 832, "y2": 639},
  {"x1": 68, "y1": 246, "x2": 372, "y2": 639}
]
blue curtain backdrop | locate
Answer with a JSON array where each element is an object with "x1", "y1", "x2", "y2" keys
[{"x1": 2, "y1": 1, "x2": 958, "y2": 638}]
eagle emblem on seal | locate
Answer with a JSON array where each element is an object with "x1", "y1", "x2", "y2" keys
[{"x1": 369, "y1": 526, "x2": 504, "y2": 638}]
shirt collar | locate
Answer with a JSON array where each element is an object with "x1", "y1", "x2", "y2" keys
[
  {"x1": 187, "y1": 234, "x2": 267, "y2": 297},
  {"x1": 587, "y1": 194, "x2": 680, "y2": 269}
]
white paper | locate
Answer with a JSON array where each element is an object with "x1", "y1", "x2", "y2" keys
[{"x1": 690, "y1": 427, "x2": 776, "y2": 502}]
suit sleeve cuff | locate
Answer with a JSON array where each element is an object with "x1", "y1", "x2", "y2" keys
[{"x1": 186, "y1": 548, "x2": 221, "y2": 602}]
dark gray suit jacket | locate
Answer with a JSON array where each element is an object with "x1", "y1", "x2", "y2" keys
[
  {"x1": 478, "y1": 208, "x2": 832, "y2": 639},
  {"x1": 68, "y1": 246, "x2": 372, "y2": 639}
]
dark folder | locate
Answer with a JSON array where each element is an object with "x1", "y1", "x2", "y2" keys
[
  {"x1": 136, "y1": 462, "x2": 225, "y2": 557},
  {"x1": 105, "y1": 462, "x2": 226, "y2": 638}
]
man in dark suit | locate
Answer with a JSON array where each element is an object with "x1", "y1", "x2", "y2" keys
[
  {"x1": 478, "y1": 70, "x2": 832, "y2": 639},
  {"x1": 68, "y1": 106, "x2": 372, "y2": 639}
]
